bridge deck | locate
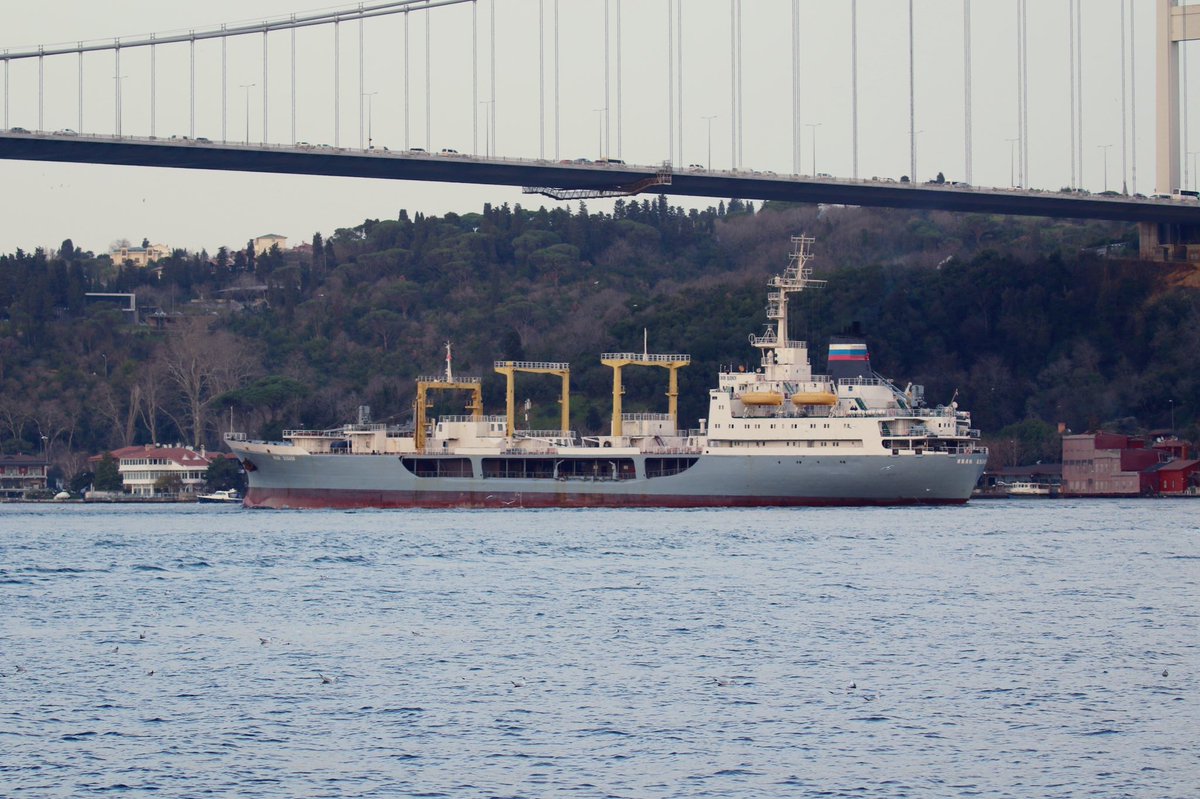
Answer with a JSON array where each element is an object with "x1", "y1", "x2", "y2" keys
[{"x1": 3, "y1": 132, "x2": 1199, "y2": 225}]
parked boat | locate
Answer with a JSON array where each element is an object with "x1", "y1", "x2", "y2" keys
[
  {"x1": 227, "y1": 235, "x2": 988, "y2": 508},
  {"x1": 196, "y1": 488, "x2": 242, "y2": 504}
]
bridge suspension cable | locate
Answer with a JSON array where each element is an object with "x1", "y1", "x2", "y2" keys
[
  {"x1": 554, "y1": 0, "x2": 559, "y2": 161},
  {"x1": 1130, "y1": 0, "x2": 1137, "y2": 195},
  {"x1": 1077, "y1": 2, "x2": 1084, "y2": 190},
  {"x1": 425, "y1": 8, "x2": 431, "y2": 152},
  {"x1": 908, "y1": 0, "x2": 915, "y2": 181},
  {"x1": 1070, "y1": 0, "x2": 1077, "y2": 189},
  {"x1": 490, "y1": 0, "x2": 496, "y2": 156},
  {"x1": 334, "y1": 19, "x2": 341, "y2": 147},
  {"x1": 0, "y1": 0, "x2": 474, "y2": 60},
  {"x1": 963, "y1": 0, "x2": 971, "y2": 185},
  {"x1": 538, "y1": 0, "x2": 544, "y2": 160},
  {"x1": 404, "y1": 10, "x2": 409, "y2": 150},
  {"x1": 668, "y1": 0, "x2": 674, "y2": 165},
  {"x1": 1121, "y1": 0, "x2": 1128, "y2": 194},
  {"x1": 852, "y1": 0, "x2": 859, "y2": 179},
  {"x1": 676, "y1": 0, "x2": 682, "y2": 166},
  {"x1": 792, "y1": 0, "x2": 800, "y2": 176},
  {"x1": 473, "y1": 0, "x2": 477, "y2": 155}
]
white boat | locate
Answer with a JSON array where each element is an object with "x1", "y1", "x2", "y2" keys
[
  {"x1": 1004, "y1": 481, "x2": 1054, "y2": 496},
  {"x1": 196, "y1": 488, "x2": 242, "y2": 504}
]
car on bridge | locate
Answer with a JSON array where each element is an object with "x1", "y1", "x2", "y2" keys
[
  {"x1": 438, "y1": 148, "x2": 462, "y2": 157},
  {"x1": 53, "y1": 128, "x2": 78, "y2": 136},
  {"x1": 8, "y1": 127, "x2": 29, "y2": 134}
]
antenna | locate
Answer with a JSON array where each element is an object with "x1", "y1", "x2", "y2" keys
[
  {"x1": 643, "y1": 328, "x2": 648, "y2": 358},
  {"x1": 444, "y1": 341, "x2": 453, "y2": 382}
]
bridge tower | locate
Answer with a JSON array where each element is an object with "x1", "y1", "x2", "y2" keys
[
  {"x1": 1147, "y1": 0, "x2": 1200, "y2": 261},
  {"x1": 1158, "y1": 0, "x2": 1200, "y2": 194}
]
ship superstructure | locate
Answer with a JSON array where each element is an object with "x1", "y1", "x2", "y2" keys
[{"x1": 227, "y1": 236, "x2": 987, "y2": 508}]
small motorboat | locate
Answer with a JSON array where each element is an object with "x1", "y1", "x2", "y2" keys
[{"x1": 196, "y1": 488, "x2": 242, "y2": 504}]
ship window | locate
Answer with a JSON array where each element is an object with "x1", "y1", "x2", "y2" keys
[
  {"x1": 399, "y1": 457, "x2": 473, "y2": 478},
  {"x1": 482, "y1": 457, "x2": 636, "y2": 480},
  {"x1": 645, "y1": 457, "x2": 699, "y2": 478}
]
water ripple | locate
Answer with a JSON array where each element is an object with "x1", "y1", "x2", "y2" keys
[{"x1": 0, "y1": 501, "x2": 1196, "y2": 798}]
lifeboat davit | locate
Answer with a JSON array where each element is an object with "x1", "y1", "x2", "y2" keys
[
  {"x1": 791, "y1": 391, "x2": 838, "y2": 406},
  {"x1": 740, "y1": 391, "x2": 784, "y2": 406}
]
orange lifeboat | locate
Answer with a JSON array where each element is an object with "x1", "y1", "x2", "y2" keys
[
  {"x1": 740, "y1": 391, "x2": 784, "y2": 406},
  {"x1": 791, "y1": 391, "x2": 838, "y2": 406}
]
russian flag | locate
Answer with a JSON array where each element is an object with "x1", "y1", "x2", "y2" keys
[{"x1": 828, "y1": 342, "x2": 869, "y2": 361}]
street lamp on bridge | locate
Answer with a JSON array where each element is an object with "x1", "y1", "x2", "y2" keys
[
  {"x1": 240, "y1": 83, "x2": 256, "y2": 144},
  {"x1": 1005, "y1": 137, "x2": 1019, "y2": 188},
  {"x1": 702, "y1": 114, "x2": 718, "y2": 170},
  {"x1": 593, "y1": 108, "x2": 605, "y2": 160},
  {"x1": 113, "y1": 75, "x2": 128, "y2": 137},
  {"x1": 805, "y1": 122, "x2": 822, "y2": 176},
  {"x1": 362, "y1": 91, "x2": 378, "y2": 149},
  {"x1": 1098, "y1": 144, "x2": 1113, "y2": 193},
  {"x1": 479, "y1": 100, "x2": 494, "y2": 157}
]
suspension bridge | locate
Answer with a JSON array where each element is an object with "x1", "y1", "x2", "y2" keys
[{"x1": 2, "y1": 0, "x2": 1200, "y2": 259}]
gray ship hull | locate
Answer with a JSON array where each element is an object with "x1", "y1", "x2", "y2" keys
[{"x1": 230, "y1": 443, "x2": 987, "y2": 508}]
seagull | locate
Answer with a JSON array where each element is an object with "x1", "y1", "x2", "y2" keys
[
  {"x1": 259, "y1": 637, "x2": 270, "y2": 646},
  {"x1": 510, "y1": 678, "x2": 525, "y2": 688},
  {"x1": 111, "y1": 646, "x2": 119, "y2": 654},
  {"x1": 147, "y1": 670, "x2": 155, "y2": 676},
  {"x1": 319, "y1": 673, "x2": 335, "y2": 684},
  {"x1": 713, "y1": 677, "x2": 732, "y2": 687},
  {"x1": 1162, "y1": 669, "x2": 1169, "y2": 678},
  {"x1": 14, "y1": 665, "x2": 26, "y2": 674},
  {"x1": 139, "y1": 632, "x2": 146, "y2": 640},
  {"x1": 850, "y1": 682, "x2": 857, "y2": 690}
]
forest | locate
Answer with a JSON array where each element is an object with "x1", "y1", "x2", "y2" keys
[{"x1": 0, "y1": 195, "x2": 1195, "y2": 483}]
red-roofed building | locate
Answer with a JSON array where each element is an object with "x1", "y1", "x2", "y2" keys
[
  {"x1": 1063, "y1": 433, "x2": 1197, "y2": 497},
  {"x1": 91, "y1": 445, "x2": 223, "y2": 497},
  {"x1": 0, "y1": 454, "x2": 48, "y2": 499},
  {"x1": 1144, "y1": 460, "x2": 1200, "y2": 495}
]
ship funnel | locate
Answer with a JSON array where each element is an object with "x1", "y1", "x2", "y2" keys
[{"x1": 827, "y1": 336, "x2": 873, "y2": 381}]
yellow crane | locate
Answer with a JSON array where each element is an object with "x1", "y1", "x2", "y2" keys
[
  {"x1": 599, "y1": 351, "x2": 690, "y2": 437},
  {"x1": 493, "y1": 361, "x2": 571, "y2": 437},
  {"x1": 414, "y1": 343, "x2": 482, "y2": 450}
]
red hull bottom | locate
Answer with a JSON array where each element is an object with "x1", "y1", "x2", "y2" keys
[{"x1": 244, "y1": 487, "x2": 968, "y2": 509}]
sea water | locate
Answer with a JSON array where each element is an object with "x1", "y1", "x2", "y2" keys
[{"x1": 0, "y1": 501, "x2": 1196, "y2": 798}]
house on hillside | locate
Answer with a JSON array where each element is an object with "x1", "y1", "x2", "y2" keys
[
  {"x1": 254, "y1": 234, "x2": 288, "y2": 256},
  {"x1": 110, "y1": 242, "x2": 171, "y2": 267}
]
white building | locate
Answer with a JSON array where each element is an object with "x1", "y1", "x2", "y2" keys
[{"x1": 100, "y1": 445, "x2": 222, "y2": 497}]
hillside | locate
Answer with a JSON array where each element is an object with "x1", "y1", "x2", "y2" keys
[{"x1": 0, "y1": 198, "x2": 1194, "y2": 481}]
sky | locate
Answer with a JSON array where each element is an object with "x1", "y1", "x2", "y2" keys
[{"x1": 0, "y1": 0, "x2": 1194, "y2": 256}]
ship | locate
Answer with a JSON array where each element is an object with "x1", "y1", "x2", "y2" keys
[{"x1": 226, "y1": 235, "x2": 988, "y2": 508}]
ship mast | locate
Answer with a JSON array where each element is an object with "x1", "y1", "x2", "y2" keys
[{"x1": 754, "y1": 234, "x2": 824, "y2": 351}]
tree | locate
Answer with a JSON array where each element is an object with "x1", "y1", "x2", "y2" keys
[
  {"x1": 154, "y1": 473, "x2": 184, "y2": 495},
  {"x1": 204, "y1": 456, "x2": 246, "y2": 493},
  {"x1": 160, "y1": 319, "x2": 258, "y2": 447},
  {"x1": 94, "y1": 453, "x2": 123, "y2": 491}
]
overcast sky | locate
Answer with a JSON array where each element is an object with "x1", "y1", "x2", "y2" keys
[{"x1": 0, "y1": 0, "x2": 1193, "y2": 256}]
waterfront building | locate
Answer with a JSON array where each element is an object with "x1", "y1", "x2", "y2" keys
[
  {"x1": 92, "y1": 445, "x2": 222, "y2": 497},
  {"x1": 1062, "y1": 433, "x2": 1198, "y2": 496},
  {"x1": 0, "y1": 454, "x2": 48, "y2": 499}
]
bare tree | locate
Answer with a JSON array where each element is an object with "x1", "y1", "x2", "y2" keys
[{"x1": 159, "y1": 319, "x2": 258, "y2": 447}]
